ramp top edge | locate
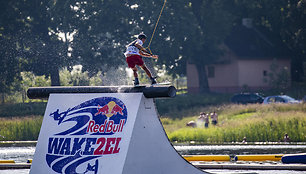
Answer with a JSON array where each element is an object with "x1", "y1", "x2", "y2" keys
[{"x1": 27, "y1": 86, "x2": 176, "y2": 99}]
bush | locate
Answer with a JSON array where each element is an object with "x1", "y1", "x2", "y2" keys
[{"x1": 0, "y1": 102, "x2": 46, "y2": 117}]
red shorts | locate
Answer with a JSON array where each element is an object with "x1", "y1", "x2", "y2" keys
[{"x1": 126, "y1": 55, "x2": 144, "y2": 68}]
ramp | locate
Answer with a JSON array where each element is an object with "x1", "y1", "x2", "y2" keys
[{"x1": 28, "y1": 86, "x2": 206, "y2": 174}]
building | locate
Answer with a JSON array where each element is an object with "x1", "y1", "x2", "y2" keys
[{"x1": 187, "y1": 19, "x2": 291, "y2": 93}]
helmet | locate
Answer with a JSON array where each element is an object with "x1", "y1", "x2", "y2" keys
[{"x1": 138, "y1": 33, "x2": 147, "y2": 40}]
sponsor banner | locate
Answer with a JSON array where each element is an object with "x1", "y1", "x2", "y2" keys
[{"x1": 30, "y1": 93, "x2": 142, "y2": 174}]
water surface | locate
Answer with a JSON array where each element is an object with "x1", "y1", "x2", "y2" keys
[{"x1": 0, "y1": 145, "x2": 305, "y2": 174}]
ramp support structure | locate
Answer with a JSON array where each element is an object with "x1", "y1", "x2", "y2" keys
[{"x1": 28, "y1": 86, "x2": 206, "y2": 174}]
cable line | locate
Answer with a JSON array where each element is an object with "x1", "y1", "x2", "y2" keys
[{"x1": 146, "y1": 0, "x2": 167, "y2": 55}]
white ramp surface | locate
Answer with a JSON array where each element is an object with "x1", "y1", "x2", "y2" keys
[
  {"x1": 30, "y1": 93, "x2": 206, "y2": 174},
  {"x1": 122, "y1": 96, "x2": 205, "y2": 174}
]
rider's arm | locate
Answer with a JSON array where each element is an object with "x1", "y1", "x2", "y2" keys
[
  {"x1": 139, "y1": 51, "x2": 159, "y2": 59},
  {"x1": 134, "y1": 43, "x2": 152, "y2": 55},
  {"x1": 139, "y1": 51, "x2": 153, "y2": 57}
]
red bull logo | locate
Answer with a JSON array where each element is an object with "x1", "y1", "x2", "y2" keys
[
  {"x1": 86, "y1": 119, "x2": 125, "y2": 134},
  {"x1": 95, "y1": 104, "x2": 109, "y2": 116},
  {"x1": 95, "y1": 101, "x2": 124, "y2": 117},
  {"x1": 88, "y1": 101, "x2": 125, "y2": 134},
  {"x1": 46, "y1": 97, "x2": 128, "y2": 174}
]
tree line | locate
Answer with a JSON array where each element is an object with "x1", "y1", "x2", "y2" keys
[{"x1": 0, "y1": 0, "x2": 305, "y2": 94}]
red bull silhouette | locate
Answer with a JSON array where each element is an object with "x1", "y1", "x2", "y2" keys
[
  {"x1": 111, "y1": 104, "x2": 124, "y2": 115},
  {"x1": 96, "y1": 102, "x2": 124, "y2": 117},
  {"x1": 95, "y1": 105, "x2": 109, "y2": 116}
]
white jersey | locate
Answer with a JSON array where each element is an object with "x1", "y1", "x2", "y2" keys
[{"x1": 124, "y1": 39, "x2": 143, "y2": 57}]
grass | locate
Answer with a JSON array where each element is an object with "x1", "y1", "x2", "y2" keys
[
  {"x1": 0, "y1": 96, "x2": 305, "y2": 143},
  {"x1": 161, "y1": 103, "x2": 306, "y2": 143},
  {"x1": 0, "y1": 116, "x2": 43, "y2": 141},
  {"x1": 0, "y1": 102, "x2": 45, "y2": 140},
  {"x1": 156, "y1": 93, "x2": 231, "y2": 118}
]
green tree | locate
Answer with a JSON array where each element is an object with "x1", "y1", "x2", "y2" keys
[
  {"x1": 19, "y1": 0, "x2": 76, "y2": 86},
  {"x1": 279, "y1": 0, "x2": 306, "y2": 82},
  {"x1": 70, "y1": 0, "x2": 133, "y2": 76},
  {"x1": 2, "y1": 0, "x2": 304, "y2": 94},
  {"x1": 0, "y1": 1, "x2": 23, "y2": 101},
  {"x1": 230, "y1": 0, "x2": 306, "y2": 82},
  {"x1": 188, "y1": 0, "x2": 234, "y2": 92},
  {"x1": 134, "y1": 0, "x2": 234, "y2": 92},
  {"x1": 0, "y1": 1, "x2": 66, "y2": 86}
]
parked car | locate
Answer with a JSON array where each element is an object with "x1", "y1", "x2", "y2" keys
[
  {"x1": 263, "y1": 95, "x2": 301, "y2": 104},
  {"x1": 231, "y1": 93, "x2": 264, "y2": 104}
]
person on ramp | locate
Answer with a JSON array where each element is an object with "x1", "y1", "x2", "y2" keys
[{"x1": 124, "y1": 33, "x2": 158, "y2": 86}]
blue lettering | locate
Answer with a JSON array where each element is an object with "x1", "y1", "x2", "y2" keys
[
  {"x1": 71, "y1": 138, "x2": 86, "y2": 155},
  {"x1": 48, "y1": 138, "x2": 64, "y2": 154},
  {"x1": 83, "y1": 138, "x2": 97, "y2": 155},
  {"x1": 59, "y1": 138, "x2": 71, "y2": 155}
]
